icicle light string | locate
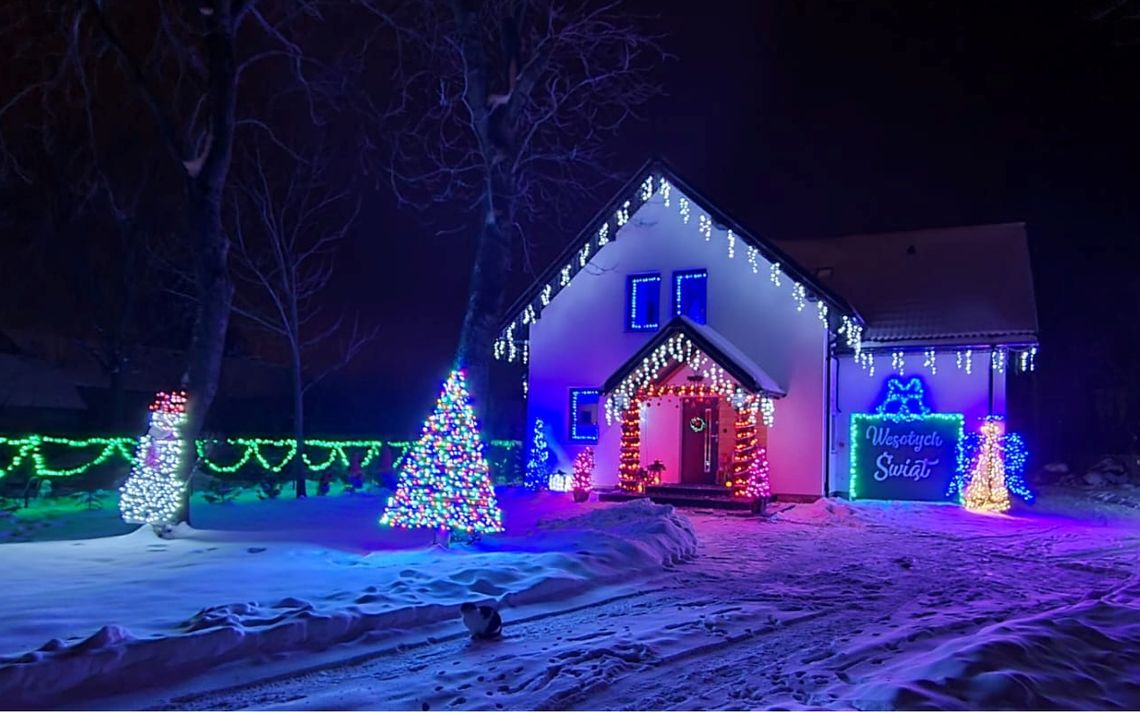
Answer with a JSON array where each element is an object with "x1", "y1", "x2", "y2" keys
[
  {"x1": 490, "y1": 171, "x2": 1041, "y2": 387},
  {"x1": 493, "y1": 174, "x2": 857, "y2": 368}
]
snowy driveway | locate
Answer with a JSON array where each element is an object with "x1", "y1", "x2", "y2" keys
[{"x1": 131, "y1": 499, "x2": 1140, "y2": 711}]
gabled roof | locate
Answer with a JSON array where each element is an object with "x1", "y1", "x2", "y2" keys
[
  {"x1": 497, "y1": 158, "x2": 862, "y2": 343},
  {"x1": 602, "y1": 317, "x2": 786, "y2": 397},
  {"x1": 775, "y1": 223, "x2": 1039, "y2": 347}
]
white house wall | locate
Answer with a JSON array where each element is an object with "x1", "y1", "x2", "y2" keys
[
  {"x1": 828, "y1": 350, "x2": 1008, "y2": 495},
  {"x1": 527, "y1": 194, "x2": 830, "y2": 496}
]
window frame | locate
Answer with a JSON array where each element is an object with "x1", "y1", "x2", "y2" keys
[
  {"x1": 568, "y1": 388, "x2": 601, "y2": 444},
  {"x1": 625, "y1": 272, "x2": 662, "y2": 332},
  {"x1": 672, "y1": 268, "x2": 709, "y2": 324}
]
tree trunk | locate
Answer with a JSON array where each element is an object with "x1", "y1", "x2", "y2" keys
[
  {"x1": 455, "y1": 212, "x2": 511, "y2": 414},
  {"x1": 172, "y1": 5, "x2": 239, "y2": 526},
  {"x1": 291, "y1": 347, "x2": 307, "y2": 498},
  {"x1": 175, "y1": 183, "x2": 234, "y2": 524}
]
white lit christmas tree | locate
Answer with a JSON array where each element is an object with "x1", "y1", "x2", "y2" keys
[
  {"x1": 525, "y1": 418, "x2": 553, "y2": 490},
  {"x1": 380, "y1": 370, "x2": 503, "y2": 536},
  {"x1": 962, "y1": 417, "x2": 1012, "y2": 513},
  {"x1": 119, "y1": 391, "x2": 189, "y2": 528}
]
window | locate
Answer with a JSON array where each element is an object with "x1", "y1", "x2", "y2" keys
[
  {"x1": 569, "y1": 388, "x2": 600, "y2": 443},
  {"x1": 673, "y1": 269, "x2": 708, "y2": 324},
  {"x1": 625, "y1": 273, "x2": 661, "y2": 332}
]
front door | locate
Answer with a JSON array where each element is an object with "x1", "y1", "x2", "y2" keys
[{"x1": 680, "y1": 397, "x2": 719, "y2": 484}]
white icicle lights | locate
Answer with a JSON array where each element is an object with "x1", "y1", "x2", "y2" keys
[
  {"x1": 119, "y1": 391, "x2": 189, "y2": 527},
  {"x1": 603, "y1": 332, "x2": 775, "y2": 427},
  {"x1": 492, "y1": 172, "x2": 861, "y2": 371}
]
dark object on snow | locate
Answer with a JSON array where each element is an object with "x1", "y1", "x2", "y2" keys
[
  {"x1": 460, "y1": 602, "x2": 502, "y2": 639},
  {"x1": 346, "y1": 450, "x2": 365, "y2": 491},
  {"x1": 317, "y1": 470, "x2": 333, "y2": 496},
  {"x1": 573, "y1": 489, "x2": 589, "y2": 503}
]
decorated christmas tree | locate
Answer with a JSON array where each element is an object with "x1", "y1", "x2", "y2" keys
[
  {"x1": 572, "y1": 447, "x2": 594, "y2": 494},
  {"x1": 727, "y1": 407, "x2": 770, "y2": 499},
  {"x1": 524, "y1": 418, "x2": 553, "y2": 490},
  {"x1": 119, "y1": 391, "x2": 189, "y2": 528},
  {"x1": 962, "y1": 417, "x2": 1012, "y2": 513},
  {"x1": 380, "y1": 370, "x2": 503, "y2": 536}
]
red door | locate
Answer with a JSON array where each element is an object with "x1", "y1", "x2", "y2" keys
[{"x1": 680, "y1": 397, "x2": 719, "y2": 484}]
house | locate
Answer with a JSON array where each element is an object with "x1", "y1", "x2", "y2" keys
[{"x1": 494, "y1": 160, "x2": 1039, "y2": 505}]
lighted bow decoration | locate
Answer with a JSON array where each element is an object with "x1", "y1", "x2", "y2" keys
[{"x1": 875, "y1": 377, "x2": 932, "y2": 420}]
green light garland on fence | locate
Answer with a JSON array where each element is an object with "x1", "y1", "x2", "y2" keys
[{"x1": 0, "y1": 434, "x2": 521, "y2": 480}]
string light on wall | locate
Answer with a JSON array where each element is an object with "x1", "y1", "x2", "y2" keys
[
  {"x1": 791, "y1": 282, "x2": 806, "y2": 311},
  {"x1": 493, "y1": 170, "x2": 885, "y2": 377},
  {"x1": 839, "y1": 316, "x2": 864, "y2": 358},
  {"x1": 856, "y1": 350, "x2": 876, "y2": 376},
  {"x1": 991, "y1": 348, "x2": 1006, "y2": 374},
  {"x1": 603, "y1": 332, "x2": 779, "y2": 426},
  {"x1": 578, "y1": 243, "x2": 591, "y2": 267},
  {"x1": 923, "y1": 349, "x2": 937, "y2": 375},
  {"x1": 760, "y1": 396, "x2": 775, "y2": 428},
  {"x1": 616, "y1": 200, "x2": 631, "y2": 227},
  {"x1": 891, "y1": 350, "x2": 905, "y2": 375},
  {"x1": 1019, "y1": 346, "x2": 1038, "y2": 373},
  {"x1": 817, "y1": 300, "x2": 829, "y2": 327},
  {"x1": 956, "y1": 349, "x2": 973, "y2": 375},
  {"x1": 769, "y1": 262, "x2": 782, "y2": 287}
]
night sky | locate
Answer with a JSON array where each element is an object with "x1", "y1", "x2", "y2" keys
[
  {"x1": 316, "y1": 1, "x2": 1140, "y2": 450},
  {"x1": 4, "y1": 2, "x2": 1139, "y2": 452}
]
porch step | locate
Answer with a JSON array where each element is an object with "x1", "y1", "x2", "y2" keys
[
  {"x1": 597, "y1": 486, "x2": 760, "y2": 512},
  {"x1": 645, "y1": 483, "x2": 733, "y2": 500}
]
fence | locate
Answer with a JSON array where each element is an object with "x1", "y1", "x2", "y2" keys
[{"x1": 0, "y1": 435, "x2": 524, "y2": 488}]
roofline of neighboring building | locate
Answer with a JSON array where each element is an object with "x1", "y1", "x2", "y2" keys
[{"x1": 497, "y1": 157, "x2": 864, "y2": 336}]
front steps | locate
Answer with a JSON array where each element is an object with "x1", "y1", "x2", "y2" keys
[{"x1": 598, "y1": 483, "x2": 761, "y2": 512}]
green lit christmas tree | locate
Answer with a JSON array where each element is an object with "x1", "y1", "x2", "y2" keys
[{"x1": 380, "y1": 370, "x2": 503, "y2": 538}]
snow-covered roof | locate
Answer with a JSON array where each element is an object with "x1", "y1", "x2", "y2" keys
[
  {"x1": 775, "y1": 223, "x2": 1039, "y2": 347},
  {"x1": 602, "y1": 317, "x2": 787, "y2": 397},
  {"x1": 495, "y1": 158, "x2": 862, "y2": 354}
]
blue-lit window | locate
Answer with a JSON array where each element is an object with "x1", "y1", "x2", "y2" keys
[
  {"x1": 569, "y1": 388, "x2": 600, "y2": 443},
  {"x1": 625, "y1": 273, "x2": 661, "y2": 332},
  {"x1": 673, "y1": 269, "x2": 708, "y2": 324}
]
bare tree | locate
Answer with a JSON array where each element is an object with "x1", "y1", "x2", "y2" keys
[
  {"x1": 229, "y1": 145, "x2": 374, "y2": 498},
  {"x1": 1, "y1": 1, "x2": 351, "y2": 524},
  {"x1": 369, "y1": 0, "x2": 665, "y2": 404}
]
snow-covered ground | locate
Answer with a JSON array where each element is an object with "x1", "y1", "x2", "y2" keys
[
  {"x1": 0, "y1": 490, "x2": 695, "y2": 709},
  {"x1": 3, "y1": 488, "x2": 1140, "y2": 711}
]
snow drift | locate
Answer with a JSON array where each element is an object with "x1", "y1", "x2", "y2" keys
[
  {"x1": 0, "y1": 497, "x2": 695, "y2": 708},
  {"x1": 844, "y1": 575, "x2": 1140, "y2": 710}
]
